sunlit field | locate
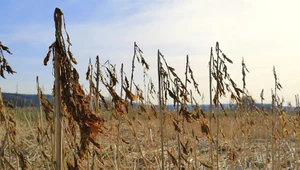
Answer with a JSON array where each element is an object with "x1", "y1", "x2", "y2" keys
[{"x1": 1, "y1": 7, "x2": 300, "y2": 170}]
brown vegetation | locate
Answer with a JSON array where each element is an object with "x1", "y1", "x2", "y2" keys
[{"x1": 0, "y1": 7, "x2": 299, "y2": 170}]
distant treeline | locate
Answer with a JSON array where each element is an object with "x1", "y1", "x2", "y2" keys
[
  {"x1": 2, "y1": 92, "x2": 52, "y2": 107},
  {"x1": 1, "y1": 92, "x2": 290, "y2": 112},
  {"x1": 166, "y1": 103, "x2": 276, "y2": 112}
]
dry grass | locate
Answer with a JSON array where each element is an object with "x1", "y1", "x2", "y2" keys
[{"x1": 1, "y1": 109, "x2": 300, "y2": 169}]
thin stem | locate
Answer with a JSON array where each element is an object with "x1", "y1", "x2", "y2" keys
[
  {"x1": 54, "y1": 49, "x2": 62, "y2": 170},
  {"x1": 176, "y1": 80, "x2": 181, "y2": 170},
  {"x1": 158, "y1": 50, "x2": 164, "y2": 170},
  {"x1": 128, "y1": 42, "x2": 137, "y2": 106},
  {"x1": 215, "y1": 42, "x2": 220, "y2": 170},
  {"x1": 209, "y1": 47, "x2": 214, "y2": 167}
]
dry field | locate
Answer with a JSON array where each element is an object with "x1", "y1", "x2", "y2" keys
[
  {"x1": 1, "y1": 7, "x2": 300, "y2": 170},
  {"x1": 1, "y1": 106, "x2": 300, "y2": 169}
]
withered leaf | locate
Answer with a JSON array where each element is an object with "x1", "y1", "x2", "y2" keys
[
  {"x1": 106, "y1": 67, "x2": 118, "y2": 86},
  {"x1": 260, "y1": 89, "x2": 264, "y2": 100},
  {"x1": 254, "y1": 105, "x2": 260, "y2": 113},
  {"x1": 168, "y1": 66, "x2": 178, "y2": 77},
  {"x1": 201, "y1": 122, "x2": 210, "y2": 136},
  {"x1": 230, "y1": 93, "x2": 235, "y2": 102},
  {"x1": 168, "y1": 66, "x2": 175, "y2": 72},
  {"x1": 136, "y1": 54, "x2": 140, "y2": 63},
  {"x1": 16, "y1": 151, "x2": 29, "y2": 170},
  {"x1": 0, "y1": 67, "x2": 5, "y2": 78},
  {"x1": 180, "y1": 140, "x2": 189, "y2": 155},
  {"x1": 0, "y1": 43, "x2": 12, "y2": 54},
  {"x1": 127, "y1": 119, "x2": 133, "y2": 126},
  {"x1": 199, "y1": 160, "x2": 213, "y2": 169},
  {"x1": 3, "y1": 99, "x2": 15, "y2": 109},
  {"x1": 124, "y1": 76, "x2": 129, "y2": 88},
  {"x1": 141, "y1": 56, "x2": 150, "y2": 70},
  {"x1": 121, "y1": 137, "x2": 130, "y2": 144},
  {"x1": 69, "y1": 51, "x2": 77, "y2": 64},
  {"x1": 168, "y1": 88, "x2": 178, "y2": 102},
  {"x1": 139, "y1": 104, "x2": 147, "y2": 113},
  {"x1": 151, "y1": 104, "x2": 158, "y2": 118},
  {"x1": 220, "y1": 103, "x2": 227, "y2": 117},
  {"x1": 222, "y1": 53, "x2": 233, "y2": 64},
  {"x1": 44, "y1": 50, "x2": 51, "y2": 66},
  {"x1": 123, "y1": 86, "x2": 137, "y2": 101},
  {"x1": 86, "y1": 66, "x2": 90, "y2": 80},
  {"x1": 167, "y1": 150, "x2": 178, "y2": 167},
  {"x1": 172, "y1": 120, "x2": 182, "y2": 133},
  {"x1": 99, "y1": 92, "x2": 108, "y2": 110},
  {"x1": 6, "y1": 65, "x2": 16, "y2": 74}
]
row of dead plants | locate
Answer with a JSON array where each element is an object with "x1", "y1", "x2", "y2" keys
[{"x1": 0, "y1": 7, "x2": 300, "y2": 170}]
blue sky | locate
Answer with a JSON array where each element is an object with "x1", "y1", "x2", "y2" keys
[{"x1": 1, "y1": 0, "x2": 300, "y2": 105}]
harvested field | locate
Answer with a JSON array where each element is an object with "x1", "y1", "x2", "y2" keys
[{"x1": 1, "y1": 7, "x2": 300, "y2": 170}]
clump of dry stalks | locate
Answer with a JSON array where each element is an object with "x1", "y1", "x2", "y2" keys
[
  {"x1": 0, "y1": 43, "x2": 30, "y2": 170},
  {"x1": 44, "y1": 8, "x2": 106, "y2": 169}
]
